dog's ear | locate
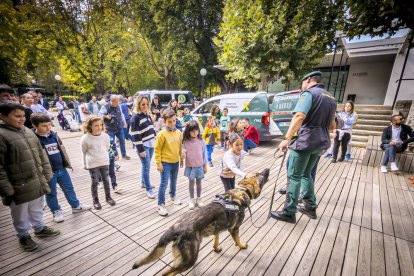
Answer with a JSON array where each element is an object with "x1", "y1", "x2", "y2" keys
[{"x1": 253, "y1": 177, "x2": 261, "y2": 197}]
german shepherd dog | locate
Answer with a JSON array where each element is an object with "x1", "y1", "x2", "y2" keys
[{"x1": 132, "y1": 168, "x2": 270, "y2": 276}]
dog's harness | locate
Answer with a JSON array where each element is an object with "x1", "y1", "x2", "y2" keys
[{"x1": 212, "y1": 195, "x2": 243, "y2": 228}]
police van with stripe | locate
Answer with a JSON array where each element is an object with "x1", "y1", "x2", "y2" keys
[{"x1": 191, "y1": 91, "x2": 301, "y2": 141}]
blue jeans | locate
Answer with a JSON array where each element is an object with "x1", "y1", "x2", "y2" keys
[
  {"x1": 46, "y1": 168, "x2": 80, "y2": 213},
  {"x1": 139, "y1": 146, "x2": 154, "y2": 191},
  {"x1": 74, "y1": 109, "x2": 81, "y2": 123},
  {"x1": 206, "y1": 145, "x2": 214, "y2": 162},
  {"x1": 107, "y1": 129, "x2": 126, "y2": 157},
  {"x1": 109, "y1": 157, "x2": 117, "y2": 188},
  {"x1": 382, "y1": 144, "x2": 403, "y2": 166},
  {"x1": 158, "y1": 162, "x2": 179, "y2": 205},
  {"x1": 124, "y1": 119, "x2": 132, "y2": 141},
  {"x1": 244, "y1": 138, "x2": 257, "y2": 152}
]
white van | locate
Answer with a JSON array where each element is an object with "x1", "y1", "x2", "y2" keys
[
  {"x1": 135, "y1": 90, "x2": 195, "y2": 110},
  {"x1": 191, "y1": 92, "x2": 283, "y2": 141}
]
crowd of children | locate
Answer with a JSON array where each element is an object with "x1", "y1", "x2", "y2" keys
[{"x1": 0, "y1": 96, "x2": 262, "y2": 252}]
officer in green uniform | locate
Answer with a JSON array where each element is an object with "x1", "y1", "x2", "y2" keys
[{"x1": 271, "y1": 71, "x2": 337, "y2": 223}]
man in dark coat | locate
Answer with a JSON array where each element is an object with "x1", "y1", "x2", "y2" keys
[{"x1": 380, "y1": 114, "x2": 414, "y2": 173}]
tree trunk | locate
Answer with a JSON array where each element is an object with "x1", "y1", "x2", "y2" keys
[
  {"x1": 95, "y1": 78, "x2": 105, "y2": 95},
  {"x1": 258, "y1": 72, "x2": 269, "y2": 92},
  {"x1": 164, "y1": 66, "x2": 171, "y2": 89}
]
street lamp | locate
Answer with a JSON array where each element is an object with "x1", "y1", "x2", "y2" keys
[
  {"x1": 200, "y1": 68, "x2": 207, "y2": 100},
  {"x1": 55, "y1": 74, "x2": 62, "y2": 95}
]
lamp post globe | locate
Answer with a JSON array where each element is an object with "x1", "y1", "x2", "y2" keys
[
  {"x1": 200, "y1": 68, "x2": 207, "y2": 100},
  {"x1": 55, "y1": 74, "x2": 62, "y2": 96}
]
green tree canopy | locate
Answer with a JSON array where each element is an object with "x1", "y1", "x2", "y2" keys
[
  {"x1": 216, "y1": 0, "x2": 342, "y2": 90},
  {"x1": 343, "y1": 0, "x2": 414, "y2": 38}
]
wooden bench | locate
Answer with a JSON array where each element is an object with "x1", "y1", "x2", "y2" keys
[{"x1": 362, "y1": 135, "x2": 414, "y2": 173}]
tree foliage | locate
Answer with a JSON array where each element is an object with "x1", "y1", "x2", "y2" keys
[
  {"x1": 216, "y1": 0, "x2": 342, "y2": 90},
  {"x1": 129, "y1": 0, "x2": 230, "y2": 94},
  {"x1": 343, "y1": 0, "x2": 414, "y2": 38}
]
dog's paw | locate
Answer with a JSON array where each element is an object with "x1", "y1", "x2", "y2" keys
[
  {"x1": 214, "y1": 246, "x2": 222, "y2": 253},
  {"x1": 238, "y1": 242, "x2": 248, "y2": 249}
]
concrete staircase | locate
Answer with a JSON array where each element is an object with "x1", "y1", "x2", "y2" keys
[{"x1": 336, "y1": 104, "x2": 392, "y2": 148}]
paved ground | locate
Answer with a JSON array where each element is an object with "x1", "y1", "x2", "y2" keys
[{"x1": 1, "y1": 126, "x2": 414, "y2": 275}]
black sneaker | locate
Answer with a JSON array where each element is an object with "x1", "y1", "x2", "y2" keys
[
  {"x1": 19, "y1": 235, "x2": 38, "y2": 252},
  {"x1": 34, "y1": 226, "x2": 60, "y2": 237},
  {"x1": 123, "y1": 155, "x2": 131, "y2": 160},
  {"x1": 331, "y1": 159, "x2": 337, "y2": 163},
  {"x1": 270, "y1": 211, "x2": 296, "y2": 223},
  {"x1": 338, "y1": 157, "x2": 344, "y2": 162},
  {"x1": 297, "y1": 205, "x2": 317, "y2": 219},
  {"x1": 106, "y1": 196, "x2": 116, "y2": 206},
  {"x1": 279, "y1": 187, "x2": 287, "y2": 194}
]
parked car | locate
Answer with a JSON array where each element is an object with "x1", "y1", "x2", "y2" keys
[
  {"x1": 191, "y1": 92, "x2": 281, "y2": 141},
  {"x1": 270, "y1": 90, "x2": 301, "y2": 135},
  {"x1": 191, "y1": 90, "x2": 302, "y2": 141},
  {"x1": 135, "y1": 90, "x2": 195, "y2": 110}
]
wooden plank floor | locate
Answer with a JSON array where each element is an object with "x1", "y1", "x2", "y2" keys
[{"x1": 1, "y1": 130, "x2": 414, "y2": 276}]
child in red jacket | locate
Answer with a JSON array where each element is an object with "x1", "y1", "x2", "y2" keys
[{"x1": 242, "y1": 118, "x2": 259, "y2": 154}]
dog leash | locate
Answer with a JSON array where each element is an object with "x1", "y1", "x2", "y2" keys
[{"x1": 249, "y1": 148, "x2": 287, "y2": 229}]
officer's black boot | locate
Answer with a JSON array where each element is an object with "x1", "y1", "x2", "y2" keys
[
  {"x1": 270, "y1": 211, "x2": 296, "y2": 223},
  {"x1": 297, "y1": 204, "x2": 317, "y2": 219}
]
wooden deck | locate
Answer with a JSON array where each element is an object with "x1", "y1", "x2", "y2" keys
[{"x1": 1, "y1": 132, "x2": 414, "y2": 276}]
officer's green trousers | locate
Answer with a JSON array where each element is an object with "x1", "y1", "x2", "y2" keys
[{"x1": 283, "y1": 148, "x2": 321, "y2": 216}]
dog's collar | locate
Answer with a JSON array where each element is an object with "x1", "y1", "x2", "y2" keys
[{"x1": 238, "y1": 187, "x2": 253, "y2": 200}]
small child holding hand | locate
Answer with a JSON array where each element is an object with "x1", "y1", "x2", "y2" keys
[{"x1": 81, "y1": 116, "x2": 116, "y2": 210}]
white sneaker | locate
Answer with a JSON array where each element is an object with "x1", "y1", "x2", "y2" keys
[
  {"x1": 189, "y1": 198, "x2": 195, "y2": 210},
  {"x1": 390, "y1": 162, "x2": 399, "y2": 171},
  {"x1": 53, "y1": 210, "x2": 64, "y2": 223},
  {"x1": 196, "y1": 198, "x2": 204, "y2": 207},
  {"x1": 158, "y1": 204, "x2": 168, "y2": 216},
  {"x1": 381, "y1": 166, "x2": 388, "y2": 173},
  {"x1": 170, "y1": 197, "x2": 182, "y2": 205},
  {"x1": 113, "y1": 187, "x2": 122, "y2": 194},
  {"x1": 72, "y1": 203, "x2": 91, "y2": 213},
  {"x1": 146, "y1": 190, "x2": 155, "y2": 199}
]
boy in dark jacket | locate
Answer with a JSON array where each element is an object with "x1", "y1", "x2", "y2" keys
[
  {"x1": 0, "y1": 102, "x2": 60, "y2": 252},
  {"x1": 380, "y1": 114, "x2": 414, "y2": 173},
  {"x1": 31, "y1": 113, "x2": 91, "y2": 223}
]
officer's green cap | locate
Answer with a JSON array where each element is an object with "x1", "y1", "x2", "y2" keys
[{"x1": 301, "y1": 71, "x2": 322, "y2": 82}]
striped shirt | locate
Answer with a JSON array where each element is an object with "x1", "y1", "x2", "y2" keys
[{"x1": 130, "y1": 111, "x2": 156, "y2": 153}]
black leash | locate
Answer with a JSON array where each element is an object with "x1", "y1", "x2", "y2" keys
[{"x1": 249, "y1": 148, "x2": 287, "y2": 228}]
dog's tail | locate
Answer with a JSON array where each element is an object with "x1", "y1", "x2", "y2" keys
[{"x1": 132, "y1": 230, "x2": 175, "y2": 269}]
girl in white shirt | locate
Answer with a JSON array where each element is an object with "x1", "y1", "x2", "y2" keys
[
  {"x1": 220, "y1": 133, "x2": 255, "y2": 192},
  {"x1": 81, "y1": 116, "x2": 116, "y2": 210}
]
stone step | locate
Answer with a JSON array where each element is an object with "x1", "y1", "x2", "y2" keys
[
  {"x1": 357, "y1": 119, "x2": 390, "y2": 125},
  {"x1": 352, "y1": 129, "x2": 383, "y2": 136},
  {"x1": 354, "y1": 124, "x2": 387, "y2": 132},
  {"x1": 357, "y1": 114, "x2": 392, "y2": 120},
  {"x1": 350, "y1": 141, "x2": 368, "y2": 148},
  {"x1": 355, "y1": 109, "x2": 393, "y2": 115},
  {"x1": 350, "y1": 135, "x2": 369, "y2": 142},
  {"x1": 337, "y1": 104, "x2": 392, "y2": 111}
]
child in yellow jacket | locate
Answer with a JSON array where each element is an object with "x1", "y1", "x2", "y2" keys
[
  {"x1": 202, "y1": 115, "x2": 220, "y2": 167},
  {"x1": 154, "y1": 109, "x2": 183, "y2": 216}
]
